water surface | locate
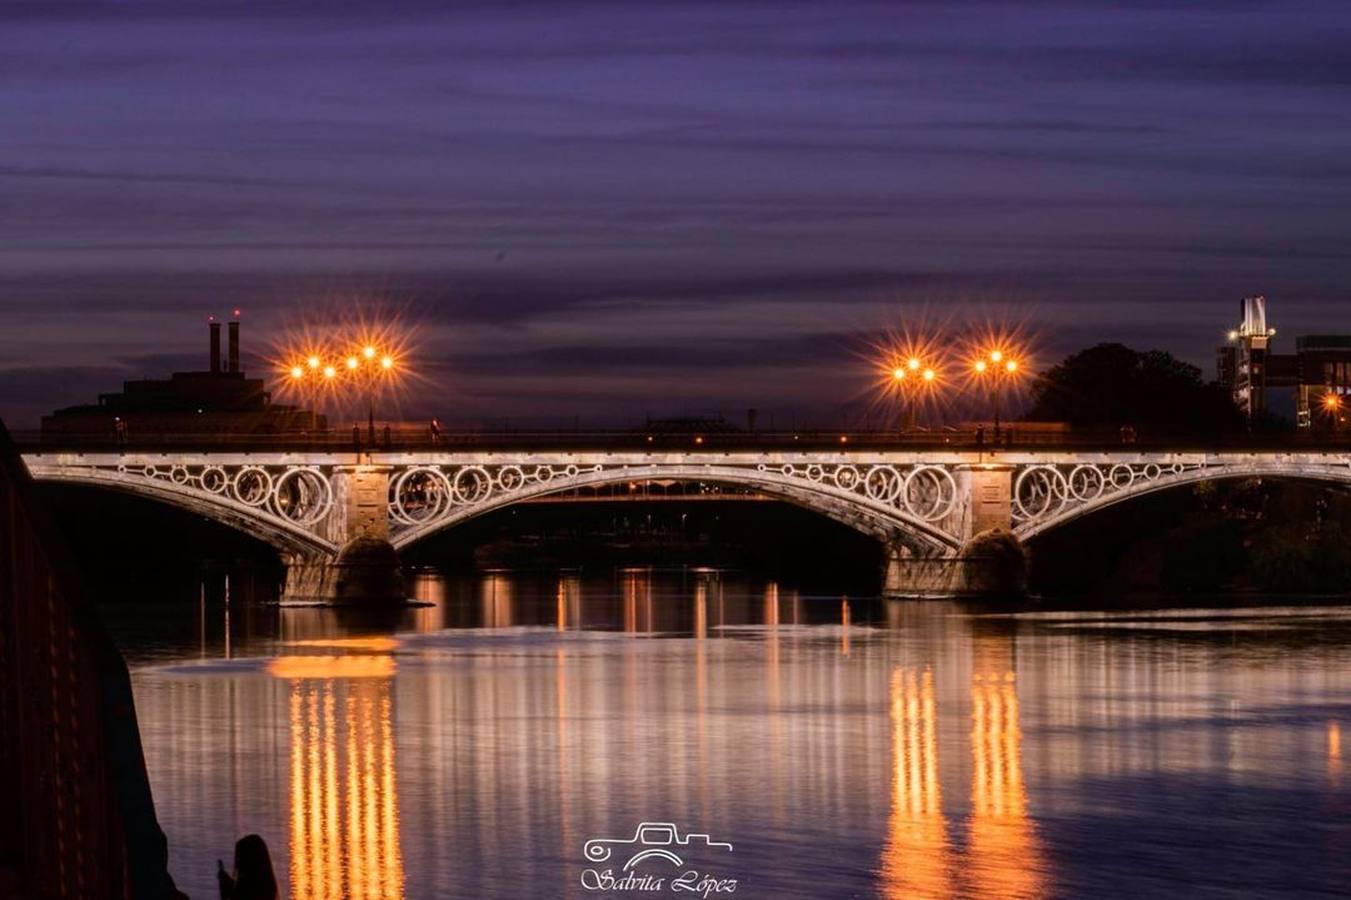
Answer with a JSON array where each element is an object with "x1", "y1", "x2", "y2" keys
[{"x1": 109, "y1": 570, "x2": 1351, "y2": 898}]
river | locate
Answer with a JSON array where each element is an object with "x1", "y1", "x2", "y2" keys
[{"x1": 103, "y1": 568, "x2": 1351, "y2": 899}]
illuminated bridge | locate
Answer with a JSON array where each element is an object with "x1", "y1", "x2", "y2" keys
[{"x1": 20, "y1": 446, "x2": 1351, "y2": 599}]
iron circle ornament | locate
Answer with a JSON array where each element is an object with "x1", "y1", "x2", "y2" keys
[
  {"x1": 199, "y1": 466, "x2": 229, "y2": 494},
  {"x1": 902, "y1": 465, "x2": 958, "y2": 521},
  {"x1": 1013, "y1": 465, "x2": 1069, "y2": 520},
  {"x1": 231, "y1": 466, "x2": 273, "y2": 507},
  {"x1": 391, "y1": 467, "x2": 452, "y2": 524},
  {"x1": 453, "y1": 466, "x2": 494, "y2": 504},
  {"x1": 1068, "y1": 465, "x2": 1106, "y2": 501},
  {"x1": 271, "y1": 467, "x2": 333, "y2": 526}
]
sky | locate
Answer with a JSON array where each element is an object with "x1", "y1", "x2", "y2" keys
[{"x1": 2, "y1": 0, "x2": 1351, "y2": 427}]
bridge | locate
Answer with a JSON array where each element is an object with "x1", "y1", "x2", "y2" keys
[{"x1": 21, "y1": 444, "x2": 1351, "y2": 599}]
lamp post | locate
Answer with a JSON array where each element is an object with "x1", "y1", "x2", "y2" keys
[
  {"x1": 350, "y1": 347, "x2": 397, "y2": 445},
  {"x1": 286, "y1": 341, "x2": 401, "y2": 448},
  {"x1": 974, "y1": 350, "x2": 1020, "y2": 442},
  {"x1": 1322, "y1": 391, "x2": 1343, "y2": 440},
  {"x1": 891, "y1": 356, "x2": 936, "y2": 434}
]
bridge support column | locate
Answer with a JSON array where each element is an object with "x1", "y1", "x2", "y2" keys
[
  {"x1": 282, "y1": 464, "x2": 404, "y2": 604},
  {"x1": 881, "y1": 532, "x2": 1027, "y2": 598},
  {"x1": 882, "y1": 465, "x2": 1026, "y2": 599}
]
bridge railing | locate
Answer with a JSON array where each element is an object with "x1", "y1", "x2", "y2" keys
[{"x1": 10, "y1": 426, "x2": 1347, "y2": 453}]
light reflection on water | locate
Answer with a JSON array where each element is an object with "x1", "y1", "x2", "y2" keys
[{"x1": 116, "y1": 570, "x2": 1351, "y2": 899}]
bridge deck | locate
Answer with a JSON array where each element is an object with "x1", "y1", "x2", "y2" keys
[{"x1": 12, "y1": 428, "x2": 1350, "y2": 455}]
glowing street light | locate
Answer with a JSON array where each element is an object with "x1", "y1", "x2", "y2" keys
[
  {"x1": 972, "y1": 347, "x2": 1025, "y2": 441},
  {"x1": 1321, "y1": 392, "x2": 1345, "y2": 438},
  {"x1": 280, "y1": 331, "x2": 410, "y2": 445},
  {"x1": 888, "y1": 354, "x2": 937, "y2": 432}
]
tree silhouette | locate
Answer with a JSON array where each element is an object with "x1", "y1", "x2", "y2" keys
[{"x1": 1025, "y1": 343, "x2": 1243, "y2": 435}]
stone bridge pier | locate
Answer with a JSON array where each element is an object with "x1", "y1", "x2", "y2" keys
[
  {"x1": 882, "y1": 465, "x2": 1025, "y2": 599},
  {"x1": 282, "y1": 465, "x2": 405, "y2": 604}
]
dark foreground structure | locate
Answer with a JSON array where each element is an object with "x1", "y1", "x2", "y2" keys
[{"x1": 0, "y1": 422, "x2": 182, "y2": 899}]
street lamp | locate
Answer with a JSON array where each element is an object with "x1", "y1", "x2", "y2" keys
[
  {"x1": 282, "y1": 338, "x2": 405, "y2": 446},
  {"x1": 1322, "y1": 391, "x2": 1344, "y2": 437},
  {"x1": 890, "y1": 357, "x2": 937, "y2": 432},
  {"x1": 353, "y1": 349, "x2": 398, "y2": 441},
  {"x1": 973, "y1": 349, "x2": 1021, "y2": 440}
]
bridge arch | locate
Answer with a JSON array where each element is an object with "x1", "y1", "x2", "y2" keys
[
  {"x1": 388, "y1": 463, "x2": 964, "y2": 554},
  {"x1": 1013, "y1": 458, "x2": 1351, "y2": 542},
  {"x1": 26, "y1": 463, "x2": 338, "y2": 557}
]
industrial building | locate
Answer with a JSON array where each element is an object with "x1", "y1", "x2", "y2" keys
[
  {"x1": 41, "y1": 314, "x2": 326, "y2": 438},
  {"x1": 1217, "y1": 296, "x2": 1351, "y2": 429}
]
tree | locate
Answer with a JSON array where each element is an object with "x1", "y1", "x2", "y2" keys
[{"x1": 1025, "y1": 343, "x2": 1243, "y2": 435}]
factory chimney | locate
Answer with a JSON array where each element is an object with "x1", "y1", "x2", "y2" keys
[
  {"x1": 227, "y1": 308, "x2": 241, "y2": 373},
  {"x1": 208, "y1": 317, "x2": 221, "y2": 373}
]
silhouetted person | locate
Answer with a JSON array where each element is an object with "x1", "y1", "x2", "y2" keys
[
  {"x1": 975, "y1": 423, "x2": 986, "y2": 449},
  {"x1": 429, "y1": 418, "x2": 442, "y2": 445},
  {"x1": 218, "y1": 834, "x2": 277, "y2": 900},
  {"x1": 383, "y1": 423, "x2": 392, "y2": 449},
  {"x1": 352, "y1": 423, "x2": 361, "y2": 450},
  {"x1": 113, "y1": 416, "x2": 128, "y2": 445}
]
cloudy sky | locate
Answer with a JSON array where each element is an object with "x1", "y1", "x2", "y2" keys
[{"x1": 2, "y1": 1, "x2": 1350, "y2": 427}]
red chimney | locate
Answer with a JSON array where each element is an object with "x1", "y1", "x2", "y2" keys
[
  {"x1": 227, "y1": 316, "x2": 240, "y2": 373},
  {"x1": 208, "y1": 318, "x2": 221, "y2": 373}
]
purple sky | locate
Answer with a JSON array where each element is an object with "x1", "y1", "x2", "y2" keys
[{"x1": 3, "y1": 1, "x2": 1351, "y2": 427}]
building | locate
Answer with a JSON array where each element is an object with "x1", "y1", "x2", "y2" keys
[
  {"x1": 1218, "y1": 296, "x2": 1351, "y2": 429},
  {"x1": 41, "y1": 314, "x2": 326, "y2": 438}
]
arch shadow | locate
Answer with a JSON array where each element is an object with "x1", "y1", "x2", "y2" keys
[
  {"x1": 1014, "y1": 464, "x2": 1351, "y2": 542},
  {"x1": 26, "y1": 466, "x2": 337, "y2": 557},
  {"x1": 390, "y1": 464, "x2": 963, "y2": 555}
]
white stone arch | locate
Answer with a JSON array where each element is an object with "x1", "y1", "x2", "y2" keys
[
  {"x1": 389, "y1": 463, "x2": 963, "y2": 554},
  {"x1": 25, "y1": 463, "x2": 338, "y2": 556},
  {"x1": 1014, "y1": 459, "x2": 1351, "y2": 541}
]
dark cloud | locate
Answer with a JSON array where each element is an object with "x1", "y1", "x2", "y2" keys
[
  {"x1": 0, "y1": 165, "x2": 306, "y2": 188},
  {"x1": 1, "y1": 0, "x2": 1350, "y2": 426}
]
